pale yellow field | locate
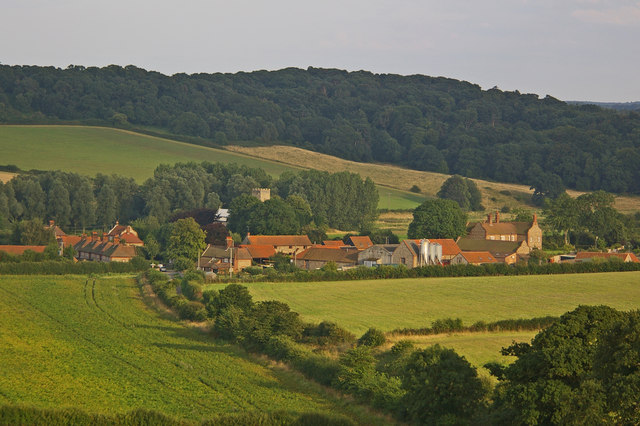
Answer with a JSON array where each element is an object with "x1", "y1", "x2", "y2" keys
[
  {"x1": 0, "y1": 172, "x2": 16, "y2": 183},
  {"x1": 227, "y1": 145, "x2": 640, "y2": 213}
]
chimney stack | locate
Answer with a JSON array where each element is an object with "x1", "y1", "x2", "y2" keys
[
  {"x1": 92, "y1": 231, "x2": 98, "y2": 241},
  {"x1": 495, "y1": 211, "x2": 500, "y2": 223},
  {"x1": 102, "y1": 233, "x2": 108, "y2": 242},
  {"x1": 49, "y1": 220, "x2": 55, "y2": 227},
  {"x1": 487, "y1": 214, "x2": 492, "y2": 224},
  {"x1": 226, "y1": 236, "x2": 234, "y2": 249},
  {"x1": 533, "y1": 213, "x2": 537, "y2": 224}
]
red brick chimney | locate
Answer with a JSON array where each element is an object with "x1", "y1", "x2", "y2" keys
[
  {"x1": 92, "y1": 231, "x2": 98, "y2": 241},
  {"x1": 495, "y1": 211, "x2": 500, "y2": 223},
  {"x1": 226, "y1": 236, "x2": 234, "y2": 249},
  {"x1": 533, "y1": 213, "x2": 537, "y2": 224},
  {"x1": 487, "y1": 214, "x2": 492, "y2": 224},
  {"x1": 102, "y1": 233, "x2": 108, "y2": 242},
  {"x1": 49, "y1": 220, "x2": 55, "y2": 227}
]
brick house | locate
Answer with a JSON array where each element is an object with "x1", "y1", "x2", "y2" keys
[
  {"x1": 198, "y1": 239, "x2": 252, "y2": 274},
  {"x1": 467, "y1": 211, "x2": 542, "y2": 250},
  {"x1": 74, "y1": 233, "x2": 138, "y2": 262},
  {"x1": 107, "y1": 221, "x2": 144, "y2": 246}
]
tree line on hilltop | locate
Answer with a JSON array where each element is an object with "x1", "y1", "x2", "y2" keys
[{"x1": 1, "y1": 64, "x2": 639, "y2": 194}]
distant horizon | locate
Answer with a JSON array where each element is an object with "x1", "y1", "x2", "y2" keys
[{"x1": 2, "y1": 61, "x2": 638, "y2": 105}]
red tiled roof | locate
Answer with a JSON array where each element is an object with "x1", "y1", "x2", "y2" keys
[
  {"x1": 118, "y1": 233, "x2": 143, "y2": 245},
  {"x1": 240, "y1": 244, "x2": 277, "y2": 259},
  {"x1": 59, "y1": 235, "x2": 83, "y2": 246},
  {"x1": 107, "y1": 224, "x2": 127, "y2": 237},
  {"x1": 0, "y1": 245, "x2": 47, "y2": 255},
  {"x1": 323, "y1": 240, "x2": 345, "y2": 247},
  {"x1": 347, "y1": 236, "x2": 373, "y2": 250},
  {"x1": 575, "y1": 252, "x2": 640, "y2": 263},
  {"x1": 245, "y1": 235, "x2": 312, "y2": 247},
  {"x1": 459, "y1": 251, "x2": 497, "y2": 264}
]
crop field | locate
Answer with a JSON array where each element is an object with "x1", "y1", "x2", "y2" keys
[
  {"x1": 0, "y1": 171, "x2": 16, "y2": 183},
  {"x1": 209, "y1": 271, "x2": 640, "y2": 335},
  {"x1": 0, "y1": 275, "x2": 380, "y2": 423}
]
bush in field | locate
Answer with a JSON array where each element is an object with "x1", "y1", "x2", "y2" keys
[
  {"x1": 401, "y1": 344, "x2": 486, "y2": 425},
  {"x1": 303, "y1": 321, "x2": 356, "y2": 347},
  {"x1": 358, "y1": 328, "x2": 386, "y2": 347},
  {"x1": 213, "y1": 306, "x2": 246, "y2": 342},
  {"x1": 241, "y1": 301, "x2": 305, "y2": 349},
  {"x1": 180, "y1": 280, "x2": 202, "y2": 301},
  {"x1": 204, "y1": 283, "x2": 254, "y2": 317},
  {"x1": 431, "y1": 317, "x2": 464, "y2": 334},
  {"x1": 178, "y1": 301, "x2": 207, "y2": 321}
]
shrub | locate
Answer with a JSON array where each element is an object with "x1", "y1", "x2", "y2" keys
[
  {"x1": 178, "y1": 301, "x2": 207, "y2": 321},
  {"x1": 358, "y1": 328, "x2": 386, "y2": 347},
  {"x1": 180, "y1": 280, "x2": 203, "y2": 301},
  {"x1": 303, "y1": 321, "x2": 356, "y2": 347},
  {"x1": 409, "y1": 185, "x2": 421, "y2": 193},
  {"x1": 431, "y1": 318, "x2": 464, "y2": 334}
]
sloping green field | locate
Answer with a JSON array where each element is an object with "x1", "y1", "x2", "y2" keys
[
  {"x1": 0, "y1": 275, "x2": 377, "y2": 423},
  {"x1": 210, "y1": 271, "x2": 640, "y2": 335},
  {"x1": 0, "y1": 125, "x2": 422, "y2": 210}
]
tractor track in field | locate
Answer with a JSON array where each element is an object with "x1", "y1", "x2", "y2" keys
[{"x1": 0, "y1": 284, "x2": 216, "y2": 412}]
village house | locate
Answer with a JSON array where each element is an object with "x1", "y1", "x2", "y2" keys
[
  {"x1": 45, "y1": 220, "x2": 66, "y2": 238},
  {"x1": 467, "y1": 211, "x2": 542, "y2": 250},
  {"x1": 357, "y1": 244, "x2": 399, "y2": 267},
  {"x1": 240, "y1": 244, "x2": 276, "y2": 264},
  {"x1": 241, "y1": 234, "x2": 313, "y2": 256},
  {"x1": 574, "y1": 252, "x2": 640, "y2": 263},
  {"x1": 450, "y1": 251, "x2": 498, "y2": 265},
  {"x1": 107, "y1": 221, "x2": 144, "y2": 246},
  {"x1": 199, "y1": 238, "x2": 252, "y2": 274},
  {"x1": 294, "y1": 246, "x2": 359, "y2": 270}
]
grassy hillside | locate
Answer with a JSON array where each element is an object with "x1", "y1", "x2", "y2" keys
[
  {"x1": 0, "y1": 125, "x2": 422, "y2": 211},
  {"x1": 208, "y1": 271, "x2": 640, "y2": 335},
  {"x1": 227, "y1": 145, "x2": 640, "y2": 213},
  {"x1": 0, "y1": 275, "x2": 381, "y2": 424}
]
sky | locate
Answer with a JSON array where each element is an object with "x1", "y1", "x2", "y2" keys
[{"x1": 2, "y1": 0, "x2": 639, "y2": 102}]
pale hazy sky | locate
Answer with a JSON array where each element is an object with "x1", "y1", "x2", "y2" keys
[{"x1": 2, "y1": 0, "x2": 639, "y2": 102}]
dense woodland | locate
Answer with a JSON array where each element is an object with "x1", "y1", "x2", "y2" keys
[{"x1": 1, "y1": 65, "x2": 639, "y2": 194}]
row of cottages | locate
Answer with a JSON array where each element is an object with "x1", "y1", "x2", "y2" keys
[{"x1": 73, "y1": 223, "x2": 144, "y2": 262}]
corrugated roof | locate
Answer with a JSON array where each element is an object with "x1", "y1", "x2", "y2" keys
[
  {"x1": 0, "y1": 245, "x2": 47, "y2": 255},
  {"x1": 246, "y1": 235, "x2": 312, "y2": 247}
]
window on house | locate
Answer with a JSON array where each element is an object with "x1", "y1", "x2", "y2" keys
[
  {"x1": 500, "y1": 235, "x2": 505, "y2": 241},
  {"x1": 401, "y1": 257, "x2": 406, "y2": 264},
  {"x1": 489, "y1": 236, "x2": 495, "y2": 240}
]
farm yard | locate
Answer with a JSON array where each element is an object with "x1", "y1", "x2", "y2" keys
[{"x1": 0, "y1": 275, "x2": 381, "y2": 424}]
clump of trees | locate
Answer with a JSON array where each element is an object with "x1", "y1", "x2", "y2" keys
[
  {"x1": 407, "y1": 199, "x2": 467, "y2": 239},
  {"x1": 437, "y1": 175, "x2": 483, "y2": 211}
]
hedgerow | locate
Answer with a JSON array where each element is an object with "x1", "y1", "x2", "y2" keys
[
  {"x1": 215, "y1": 260, "x2": 640, "y2": 284},
  {"x1": 0, "y1": 257, "x2": 148, "y2": 275}
]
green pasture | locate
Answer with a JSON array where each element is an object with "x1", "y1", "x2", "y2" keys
[
  {"x1": 0, "y1": 275, "x2": 379, "y2": 423},
  {"x1": 0, "y1": 125, "x2": 419, "y2": 211},
  {"x1": 0, "y1": 125, "x2": 295, "y2": 181},
  {"x1": 208, "y1": 271, "x2": 640, "y2": 335}
]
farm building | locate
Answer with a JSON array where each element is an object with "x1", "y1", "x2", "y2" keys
[
  {"x1": 450, "y1": 251, "x2": 498, "y2": 265},
  {"x1": 344, "y1": 236, "x2": 374, "y2": 250},
  {"x1": 456, "y1": 238, "x2": 528, "y2": 264},
  {"x1": 466, "y1": 211, "x2": 542, "y2": 250},
  {"x1": 357, "y1": 244, "x2": 398, "y2": 267},
  {"x1": 294, "y1": 247, "x2": 359, "y2": 270},
  {"x1": 574, "y1": 252, "x2": 640, "y2": 263},
  {"x1": 392, "y1": 240, "x2": 443, "y2": 267}
]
